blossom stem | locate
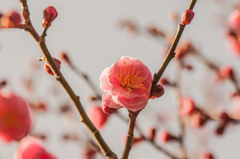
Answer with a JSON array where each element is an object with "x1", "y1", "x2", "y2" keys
[
  {"x1": 121, "y1": 110, "x2": 141, "y2": 159},
  {"x1": 150, "y1": 0, "x2": 197, "y2": 95},
  {"x1": 19, "y1": 1, "x2": 117, "y2": 158}
]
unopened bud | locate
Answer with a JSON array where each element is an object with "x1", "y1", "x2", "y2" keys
[
  {"x1": 151, "y1": 84, "x2": 164, "y2": 99},
  {"x1": 219, "y1": 112, "x2": 232, "y2": 123},
  {"x1": 59, "y1": 52, "x2": 71, "y2": 64},
  {"x1": 1, "y1": 10, "x2": 22, "y2": 28},
  {"x1": 179, "y1": 97, "x2": 196, "y2": 116},
  {"x1": 201, "y1": 152, "x2": 215, "y2": 159},
  {"x1": 44, "y1": 58, "x2": 61, "y2": 75},
  {"x1": 190, "y1": 113, "x2": 208, "y2": 128},
  {"x1": 146, "y1": 127, "x2": 156, "y2": 141},
  {"x1": 157, "y1": 130, "x2": 178, "y2": 143},
  {"x1": 159, "y1": 77, "x2": 171, "y2": 86},
  {"x1": 219, "y1": 65, "x2": 235, "y2": 80},
  {"x1": 42, "y1": 6, "x2": 58, "y2": 27},
  {"x1": 215, "y1": 124, "x2": 226, "y2": 136},
  {"x1": 181, "y1": 10, "x2": 194, "y2": 25}
]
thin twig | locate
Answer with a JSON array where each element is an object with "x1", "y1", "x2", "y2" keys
[
  {"x1": 121, "y1": 110, "x2": 141, "y2": 159},
  {"x1": 150, "y1": 0, "x2": 197, "y2": 95},
  {"x1": 18, "y1": 0, "x2": 117, "y2": 158}
]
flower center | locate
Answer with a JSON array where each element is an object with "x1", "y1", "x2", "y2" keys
[{"x1": 115, "y1": 61, "x2": 146, "y2": 91}]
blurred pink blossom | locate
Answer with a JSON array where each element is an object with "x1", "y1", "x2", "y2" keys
[
  {"x1": 100, "y1": 56, "x2": 152, "y2": 112},
  {"x1": 88, "y1": 106, "x2": 108, "y2": 129},
  {"x1": 0, "y1": 92, "x2": 32, "y2": 143},
  {"x1": 179, "y1": 97, "x2": 196, "y2": 116},
  {"x1": 228, "y1": 9, "x2": 240, "y2": 29},
  {"x1": 15, "y1": 136, "x2": 56, "y2": 159}
]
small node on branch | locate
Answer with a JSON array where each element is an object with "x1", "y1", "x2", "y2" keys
[{"x1": 181, "y1": 9, "x2": 194, "y2": 25}]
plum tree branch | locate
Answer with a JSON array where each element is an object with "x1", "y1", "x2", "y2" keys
[{"x1": 18, "y1": 0, "x2": 117, "y2": 158}]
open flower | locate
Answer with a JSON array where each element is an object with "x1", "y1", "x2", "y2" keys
[
  {"x1": 100, "y1": 56, "x2": 152, "y2": 112},
  {"x1": 15, "y1": 136, "x2": 56, "y2": 159},
  {"x1": 0, "y1": 91, "x2": 32, "y2": 143}
]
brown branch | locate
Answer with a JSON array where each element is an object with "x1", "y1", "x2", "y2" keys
[
  {"x1": 121, "y1": 110, "x2": 141, "y2": 159},
  {"x1": 19, "y1": 0, "x2": 117, "y2": 158},
  {"x1": 150, "y1": 0, "x2": 198, "y2": 95}
]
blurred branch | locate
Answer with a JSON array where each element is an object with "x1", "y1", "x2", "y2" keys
[{"x1": 18, "y1": 0, "x2": 117, "y2": 158}]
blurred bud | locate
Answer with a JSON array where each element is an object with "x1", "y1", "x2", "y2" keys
[
  {"x1": 215, "y1": 123, "x2": 226, "y2": 136},
  {"x1": 44, "y1": 58, "x2": 61, "y2": 75},
  {"x1": 60, "y1": 104, "x2": 72, "y2": 113},
  {"x1": 59, "y1": 52, "x2": 71, "y2": 64},
  {"x1": 159, "y1": 77, "x2": 171, "y2": 86},
  {"x1": 147, "y1": 26, "x2": 163, "y2": 37},
  {"x1": 179, "y1": 97, "x2": 196, "y2": 116},
  {"x1": 150, "y1": 84, "x2": 164, "y2": 99},
  {"x1": 157, "y1": 130, "x2": 178, "y2": 143},
  {"x1": 32, "y1": 101, "x2": 47, "y2": 113},
  {"x1": 175, "y1": 47, "x2": 187, "y2": 59},
  {"x1": 1, "y1": 10, "x2": 22, "y2": 28},
  {"x1": 83, "y1": 147, "x2": 97, "y2": 159},
  {"x1": 219, "y1": 112, "x2": 232, "y2": 123},
  {"x1": 89, "y1": 96, "x2": 99, "y2": 101},
  {"x1": 88, "y1": 106, "x2": 108, "y2": 129},
  {"x1": 146, "y1": 127, "x2": 156, "y2": 142},
  {"x1": 219, "y1": 65, "x2": 235, "y2": 81},
  {"x1": 190, "y1": 113, "x2": 208, "y2": 128},
  {"x1": 183, "y1": 64, "x2": 193, "y2": 70},
  {"x1": 228, "y1": 9, "x2": 240, "y2": 29},
  {"x1": 0, "y1": 80, "x2": 7, "y2": 88},
  {"x1": 42, "y1": 6, "x2": 58, "y2": 27},
  {"x1": 168, "y1": 11, "x2": 179, "y2": 22},
  {"x1": 201, "y1": 152, "x2": 215, "y2": 159},
  {"x1": 181, "y1": 10, "x2": 194, "y2": 25},
  {"x1": 33, "y1": 133, "x2": 47, "y2": 141}
]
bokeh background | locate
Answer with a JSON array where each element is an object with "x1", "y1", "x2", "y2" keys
[{"x1": 1, "y1": 0, "x2": 240, "y2": 158}]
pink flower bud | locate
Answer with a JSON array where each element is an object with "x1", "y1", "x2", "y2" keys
[
  {"x1": 219, "y1": 65, "x2": 235, "y2": 80},
  {"x1": 83, "y1": 147, "x2": 97, "y2": 159},
  {"x1": 190, "y1": 113, "x2": 208, "y2": 128},
  {"x1": 88, "y1": 106, "x2": 108, "y2": 129},
  {"x1": 15, "y1": 136, "x2": 56, "y2": 159},
  {"x1": 1, "y1": 10, "x2": 22, "y2": 28},
  {"x1": 179, "y1": 97, "x2": 196, "y2": 116},
  {"x1": 159, "y1": 77, "x2": 171, "y2": 86},
  {"x1": 146, "y1": 127, "x2": 156, "y2": 141},
  {"x1": 228, "y1": 9, "x2": 240, "y2": 29},
  {"x1": 181, "y1": 10, "x2": 194, "y2": 25},
  {"x1": 44, "y1": 58, "x2": 61, "y2": 75},
  {"x1": 102, "y1": 104, "x2": 116, "y2": 114},
  {"x1": 59, "y1": 52, "x2": 71, "y2": 64},
  {"x1": 201, "y1": 152, "x2": 215, "y2": 159},
  {"x1": 42, "y1": 6, "x2": 58, "y2": 27},
  {"x1": 150, "y1": 84, "x2": 164, "y2": 99},
  {"x1": 175, "y1": 47, "x2": 187, "y2": 59},
  {"x1": 157, "y1": 130, "x2": 178, "y2": 143},
  {"x1": 32, "y1": 101, "x2": 47, "y2": 113},
  {"x1": 0, "y1": 91, "x2": 32, "y2": 143}
]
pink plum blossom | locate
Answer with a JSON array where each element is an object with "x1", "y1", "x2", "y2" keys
[
  {"x1": 102, "y1": 91, "x2": 122, "y2": 114},
  {"x1": 15, "y1": 136, "x2": 56, "y2": 159},
  {"x1": 0, "y1": 91, "x2": 32, "y2": 143},
  {"x1": 100, "y1": 56, "x2": 152, "y2": 112},
  {"x1": 228, "y1": 9, "x2": 240, "y2": 29}
]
